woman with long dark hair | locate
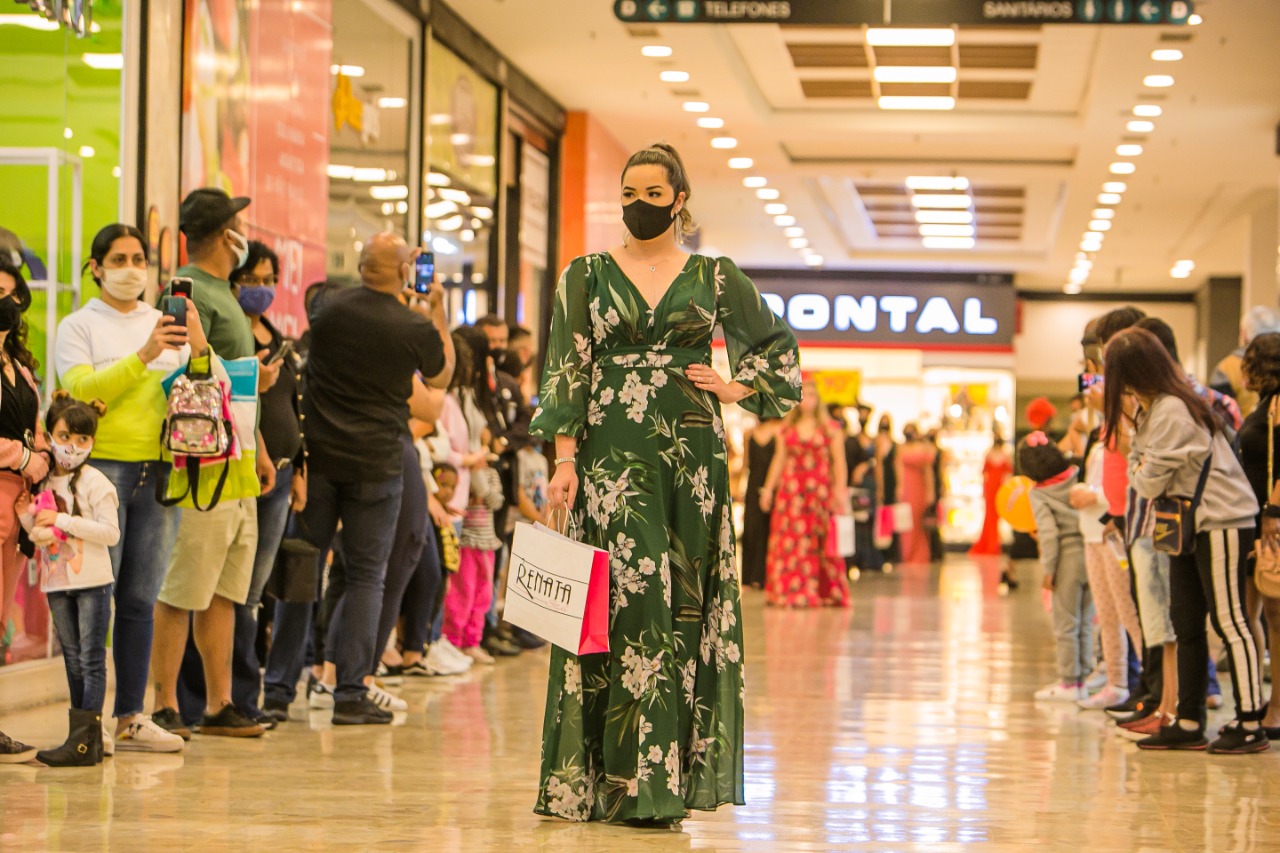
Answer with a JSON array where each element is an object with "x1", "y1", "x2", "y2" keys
[
  {"x1": 53, "y1": 223, "x2": 208, "y2": 754},
  {"x1": 1102, "y1": 326, "x2": 1266, "y2": 754}
]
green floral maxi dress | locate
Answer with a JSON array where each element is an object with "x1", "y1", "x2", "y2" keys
[{"x1": 529, "y1": 252, "x2": 802, "y2": 823}]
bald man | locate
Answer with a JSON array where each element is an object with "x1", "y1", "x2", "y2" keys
[{"x1": 297, "y1": 232, "x2": 454, "y2": 725}]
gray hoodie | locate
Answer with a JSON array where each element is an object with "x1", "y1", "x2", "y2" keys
[
  {"x1": 1028, "y1": 472, "x2": 1080, "y2": 581},
  {"x1": 1130, "y1": 394, "x2": 1258, "y2": 531}
]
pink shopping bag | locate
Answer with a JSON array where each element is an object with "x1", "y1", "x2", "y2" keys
[
  {"x1": 503, "y1": 520, "x2": 611, "y2": 655},
  {"x1": 873, "y1": 505, "x2": 894, "y2": 549}
]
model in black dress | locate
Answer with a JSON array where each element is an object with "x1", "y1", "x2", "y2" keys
[{"x1": 741, "y1": 420, "x2": 780, "y2": 588}]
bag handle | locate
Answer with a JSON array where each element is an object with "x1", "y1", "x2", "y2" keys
[
  {"x1": 548, "y1": 505, "x2": 571, "y2": 536},
  {"x1": 155, "y1": 456, "x2": 230, "y2": 511},
  {"x1": 1189, "y1": 448, "x2": 1212, "y2": 510}
]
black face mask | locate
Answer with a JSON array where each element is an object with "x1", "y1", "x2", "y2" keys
[
  {"x1": 488, "y1": 346, "x2": 507, "y2": 363},
  {"x1": 0, "y1": 298, "x2": 21, "y2": 334},
  {"x1": 623, "y1": 199, "x2": 677, "y2": 242}
]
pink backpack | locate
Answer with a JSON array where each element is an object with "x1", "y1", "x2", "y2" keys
[{"x1": 159, "y1": 371, "x2": 234, "y2": 510}]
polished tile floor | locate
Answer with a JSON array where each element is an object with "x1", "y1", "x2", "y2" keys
[{"x1": 2, "y1": 559, "x2": 1278, "y2": 852}]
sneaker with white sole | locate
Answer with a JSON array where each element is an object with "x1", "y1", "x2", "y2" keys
[
  {"x1": 308, "y1": 680, "x2": 336, "y2": 710},
  {"x1": 1084, "y1": 666, "x2": 1107, "y2": 693},
  {"x1": 436, "y1": 637, "x2": 473, "y2": 668},
  {"x1": 1034, "y1": 681, "x2": 1085, "y2": 702},
  {"x1": 116, "y1": 717, "x2": 185, "y2": 753},
  {"x1": 425, "y1": 643, "x2": 471, "y2": 676},
  {"x1": 102, "y1": 723, "x2": 115, "y2": 757},
  {"x1": 366, "y1": 682, "x2": 408, "y2": 712},
  {"x1": 1078, "y1": 684, "x2": 1129, "y2": 711},
  {"x1": 461, "y1": 646, "x2": 496, "y2": 665},
  {"x1": 375, "y1": 662, "x2": 404, "y2": 686}
]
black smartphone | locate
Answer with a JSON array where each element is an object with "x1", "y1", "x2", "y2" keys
[
  {"x1": 170, "y1": 277, "x2": 193, "y2": 301},
  {"x1": 1078, "y1": 372, "x2": 1102, "y2": 393},
  {"x1": 414, "y1": 252, "x2": 435, "y2": 294},
  {"x1": 164, "y1": 295, "x2": 187, "y2": 328}
]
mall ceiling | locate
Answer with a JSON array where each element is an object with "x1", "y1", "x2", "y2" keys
[{"x1": 447, "y1": 0, "x2": 1280, "y2": 294}]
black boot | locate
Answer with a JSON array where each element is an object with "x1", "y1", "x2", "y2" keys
[{"x1": 37, "y1": 709, "x2": 102, "y2": 767}]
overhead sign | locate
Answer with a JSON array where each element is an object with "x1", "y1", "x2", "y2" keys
[
  {"x1": 747, "y1": 273, "x2": 1016, "y2": 348},
  {"x1": 613, "y1": 0, "x2": 1195, "y2": 26}
]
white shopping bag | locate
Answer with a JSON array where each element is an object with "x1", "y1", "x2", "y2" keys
[
  {"x1": 891, "y1": 502, "x2": 914, "y2": 533},
  {"x1": 827, "y1": 515, "x2": 856, "y2": 558},
  {"x1": 502, "y1": 521, "x2": 610, "y2": 655}
]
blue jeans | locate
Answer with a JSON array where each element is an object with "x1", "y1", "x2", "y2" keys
[
  {"x1": 262, "y1": 512, "x2": 320, "y2": 707},
  {"x1": 94, "y1": 460, "x2": 181, "y2": 719},
  {"x1": 302, "y1": 472, "x2": 403, "y2": 704},
  {"x1": 402, "y1": 522, "x2": 442, "y2": 653},
  {"x1": 232, "y1": 464, "x2": 294, "y2": 715},
  {"x1": 374, "y1": 439, "x2": 428, "y2": 671},
  {"x1": 47, "y1": 584, "x2": 114, "y2": 713}
]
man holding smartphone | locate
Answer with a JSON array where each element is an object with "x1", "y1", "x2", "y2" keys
[{"x1": 297, "y1": 232, "x2": 454, "y2": 725}]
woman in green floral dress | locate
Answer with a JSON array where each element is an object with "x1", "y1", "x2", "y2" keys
[{"x1": 530, "y1": 143, "x2": 802, "y2": 825}]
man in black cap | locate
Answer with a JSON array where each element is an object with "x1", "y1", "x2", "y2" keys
[{"x1": 149, "y1": 188, "x2": 276, "y2": 739}]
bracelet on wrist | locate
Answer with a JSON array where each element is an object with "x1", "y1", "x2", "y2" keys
[{"x1": 555, "y1": 456, "x2": 576, "y2": 467}]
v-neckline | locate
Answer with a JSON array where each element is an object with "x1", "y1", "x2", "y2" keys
[{"x1": 606, "y1": 251, "x2": 696, "y2": 315}]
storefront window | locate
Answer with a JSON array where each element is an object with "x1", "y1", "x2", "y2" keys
[
  {"x1": 424, "y1": 36, "x2": 498, "y2": 325},
  {"x1": 0, "y1": 5, "x2": 126, "y2": 668},
  {"x1": 326, "y1": 0, "x2": 417, "y2": 283}
]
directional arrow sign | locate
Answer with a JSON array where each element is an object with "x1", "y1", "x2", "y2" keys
[
  {"x1": 612, "y1": 0, "x2": 1195, "y2": 25},
  {"x1": 1137, "y1": 0, "x2": 1163, "y2": 22},
  {"x1": 646, "y1": 0, "x2": 671, "y2": 21}
]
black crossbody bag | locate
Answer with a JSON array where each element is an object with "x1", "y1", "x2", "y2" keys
[{"x1": 1151, "y1": 453, "x2": 1212, "y2": 556}]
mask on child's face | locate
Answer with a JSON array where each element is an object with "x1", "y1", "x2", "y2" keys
[{"x1": 51, "y1": 441, "x2": 92, "y2": 471}]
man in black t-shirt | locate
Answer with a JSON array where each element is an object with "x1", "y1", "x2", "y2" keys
[{"x1": 299, "y1": 232, "x2": 454, "y2": 725}]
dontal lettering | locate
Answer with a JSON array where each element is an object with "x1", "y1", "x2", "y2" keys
[{"x1": 761, "y1": 293, "x2": 1000, "y2": 337}]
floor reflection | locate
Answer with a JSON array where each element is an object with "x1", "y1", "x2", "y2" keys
[{"x1": 1, "y1": 559, "x2": 1278, "y2": 851}]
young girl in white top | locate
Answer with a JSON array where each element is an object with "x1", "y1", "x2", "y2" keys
[{"x1": 19, "y1": 393, "x2": 120, "y2": 766}]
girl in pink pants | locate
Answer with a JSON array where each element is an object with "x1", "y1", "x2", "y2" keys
[{"x1": 443, "y1": 465, "x2": 503, "y2": 662}]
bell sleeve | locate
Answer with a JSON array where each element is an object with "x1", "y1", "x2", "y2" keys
[
  {"x1": 714, "y1": 257, "x2": 802, "y2": 418},
  {"x1": 530, "y1": 256, "x2": 595, "y2": 440}
]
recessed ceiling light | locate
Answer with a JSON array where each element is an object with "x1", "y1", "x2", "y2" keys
[
  {"x1": 641, "y1": 45, "x2": 673, "y2": 57},
  {"x1": 910, "y1": 194, "x2": 973, "y2": 209},
  {"x1": 83, "y1": 53, "x2": 125, "y2": 70},
  {"x1": 1064, "y1": 282, "x2": 1083, "y2": 295},
  {"x1": 329, "y1": 64, "x2": 365, "y2": 77},
  {"x1": 774, "y1": 215, "x2": 796, "y2": 226},
  {"x1": 1074, "y1": 259, "x2": 1094, "y2": 271},
  {"x1": 1080, "y1": 242, "x2": 1104, "y2": 254},
  {"x1": 682, "y1": 101, "x2": 710, "y2": 113},
  {"x1": 1171, "y1": 266, "x2": 1191, "y2": 279},
  {"x1": 1174, "y1": 259, "x2": 1195, "y2": 269},
  {"x1": 784, "y1": 226, "x2": 804, "y2": 237},
  {"x1": 1133, "y1": 104, "x2": 1163, "y2": 117},
  {"x1": 1103, "y1": 181, "x2": 1128, "y2": 193},
  {"x1": 1098, "y1": 193, "x2": 1123, "y2": 205},
  {"x1": 866, "y1": 28, "x2": 956, "y2": 47},
  {"x1": 1127, "y1": 120, "x2": 1155, "y2": 133},
  {"x1": 1116, "y1": 143, "x2": 1143, "y2": 156},
  {"x1": 728, "y1": 157, "x2": 754, "y2": 169},
  {"x1": 804, "y1": 254, "x2": 824, "y2": 267},
  {"x1": 756, "y1": 188, "x2": 780, "y2": 200},
  {"x1": 1069, "y1": 268, "x2": 1090, "y2": 284},
  {"x1": 922, "y1": 236, "x2": 976, "y2": 250},
  {"x1": 743, "y1": 176, "x2": 767, "y2": 188},
  {"x1": 697, "y1": 117, "x2": 725, "y2": 129},
  {"x1": 873, "y1": 66, "x2": 957, "y2": 84},
  {"x1": 1152, "y1": 49, "x2": 1183, "y2": 61},
  {"x1": 1089, "y1": 219, "x2": 1112, "y2": 232},
  {"x1": 1143, "y1": 74, "x2": 1175, "y2": 88},
  {"x1": 877, "y1": 96, "x2": 956, "y2": 111},
  {"x1": 906, "y1": 176, "x2": 970, "y2": 192},
  {"x1": 370, "y1": 184, "x2": 410, "y2": 200},
  {"x1": 660, "y1": 70, "x2": 690, "y2": 83},
  {"x1": 1091, "y1": 209, "x2": 1115, "y2": 219},
  {"x1": 1188, "y1": 13, "x2": 1202, "y2": 25},
  {"x1": 1109, "y1": 162, "x2": 1137, "y2": 174},
  {"x1": 377, "y1": 97, "x2": 407, "y2": 108},
  {"x1": 710, "y1": 136, "x2": 738, "y2": 149},
  {"x1": 764, "y1": 203, "x2": 788, "y2": 215},
  {"x1": 919, "y1": 224, "x2": 975, "y2": 237},
  {"x1": 789, "y1": 237, "x2": 809, "y2": 249},
  {"x1": 915, "y1": 210, "x2": 974, "y2": 224}
]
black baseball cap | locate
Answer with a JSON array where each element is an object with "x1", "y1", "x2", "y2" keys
[{"x1": 179, "y1": 188, "x2": 250, "y2": 241}]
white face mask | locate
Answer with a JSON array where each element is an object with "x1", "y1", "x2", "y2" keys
[
  {"x1": 51, "y1": 441, "x2": 92, "y2": 471},
  {"x1": 227, "y1": 229, "x2": 250, "y2": 268},
  {"x1": 100, "y1": 266, "x2": 147, "y2": 302}
]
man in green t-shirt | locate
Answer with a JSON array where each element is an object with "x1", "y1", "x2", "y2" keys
[{"x1": 150, "y1": 188, "x2": 275, "y2": 739}]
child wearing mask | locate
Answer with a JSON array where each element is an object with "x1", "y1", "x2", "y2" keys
[
  {"x1": 1020, "y1": 431, "x2": 1096, "y2": 702},
  {"x1": 18, "y1": 393, "x2": 120, "y2": 766}
]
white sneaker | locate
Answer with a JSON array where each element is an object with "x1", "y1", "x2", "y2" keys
[
  {"x1": 1034, "y1": 681, "x2": 1085, "y2": 702},
  {"x1": 366, "y1": 682, "x2": 408, "y2": 712},
  {"x1": 308, "y1": 680, "x2": 335, "y2": 710},
  {"x1": 115, "y1": 717, "x2": 184, "y2": 753},
  {"x1": 102, "y1": 723, "x2": 115, "y2": 757},
  {"x1": 1078, "y1": 684, "x2": 1129, "y2": 711},
  {"x1": 436, "y1": 637, "x2": 473, "y2": 668},
  {"x1": 1084, "y1": 666, "x2": 1107, "y2": 693},
  {"x1": 425, "y1": 642, "x2": 471, "y2": 675}
]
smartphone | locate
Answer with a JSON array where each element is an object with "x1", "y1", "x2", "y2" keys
[
  {"x1": 414, "y1": 252, "x2": 435, "y2": 294},
  {"x1": 267, "y1": 339, "x2": 295, "y2": 366},
  {"x1": 164, "y1": 295, "x2": 187, "y2": 328},
  {"x1": 170, "y1": 277, "x2": 193, "y2": 301},
  {"x1": 1078, "y1": 372, "x2": 1103, "y2": 393}
]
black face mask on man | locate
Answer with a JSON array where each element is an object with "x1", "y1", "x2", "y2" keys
[{"x1": 622, "y1": 199, "x2": 678, "y2": 242}]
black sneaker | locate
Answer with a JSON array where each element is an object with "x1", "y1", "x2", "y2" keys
[
  {"x1": 199, "y1": 703, "x2": 266, "y2": 738},
  {"x1": 402, "y1": 660, "x2": 433, "y2": 678},
  {"x1": 1114, "y1": 702, "x2": 1155, "y2": 727},
  {"x1": 0, "y1": 729, "x2": 37, "y2": 763},
  {"x1": 1136, "y1": 722, "x2": 1208, "y2": 751},
  {"x1": 1208, "y1": 722, "x2": 1271, "y2": 755},
  {"x1": 262, "y1": 699, "x2": 290, "y2": 723},
  {"x1": 151, "y1": 707, "x2": 193, "y2": 741},
  {"x1": 505, "y1": 624, "x2": 548, "y2": 650},
  {"x1": 1106, "y1": 695, "x2": 1142, "y2": 719},
  {"x1": 332, "y1": 696, "x2": 393, "y2": 726},
  {"x1": 482, "y1": 634, "x2": 522, "y2": 657},
  {"x1": 375, "y1": 662, "x2": 404, "y2": 685},
  {"x1": 241, "y1": 706, "x2": 278, "y2": 731}
]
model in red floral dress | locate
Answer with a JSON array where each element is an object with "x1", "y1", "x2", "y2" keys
[{"x1": 761, "y1": 383, "x2": 851, "y2": 608}]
